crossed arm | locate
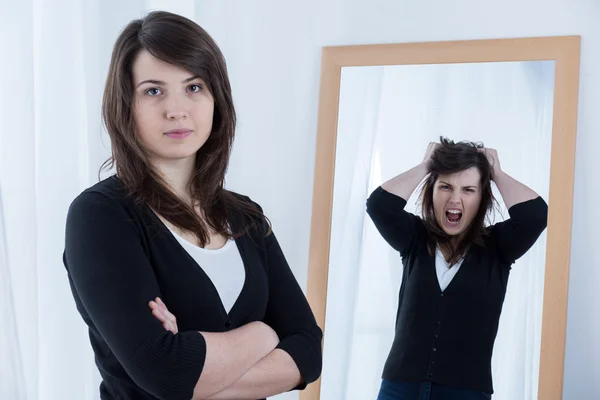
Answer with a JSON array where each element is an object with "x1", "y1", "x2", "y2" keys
[{"x1": 149, "y1": 299, "x2": 303, "y2": 400}]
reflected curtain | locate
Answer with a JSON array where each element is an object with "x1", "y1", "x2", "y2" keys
[
  {"x1": 322, "y1": 61, "x2": 554, "y2": 400},
  {"x1": 320, "y1": 66, "x2": 385, "y2": 400}
]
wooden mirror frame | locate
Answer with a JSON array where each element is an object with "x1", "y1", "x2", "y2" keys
[{"x1": 303, "y1": 36, "x2": 581, "y2": 400}]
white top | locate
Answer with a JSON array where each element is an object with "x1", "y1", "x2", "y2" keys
[
  {"x1": 168, "y1": 228, "x2": 245, "y2": 313},
  {"x1": 435, "y1": 247, "x2": 464, "y2": 292}
]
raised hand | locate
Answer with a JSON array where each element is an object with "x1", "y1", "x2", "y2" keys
[
  {"x1": 422, "y1": 142, "x2": 439, "y2": 171},
  {"x1": 149, "y1": 297, "x2": 178, "y2": 334},
  {"x1": 479, "y1": 148, "x2": 502, "y2": 179}
]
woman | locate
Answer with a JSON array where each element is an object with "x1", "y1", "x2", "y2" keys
[
  {"x1": 63, "y1": 11, "x2": 322, "y2": 400},
  {"x1": 367, "y1": 138, "x2": 548, "y2": 400}
]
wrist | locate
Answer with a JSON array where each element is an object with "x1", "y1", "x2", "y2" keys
[
  {"x1": 492, "y1": 168, "x2": 505, "y2": 181},
  {"x1": 418, "y1": 161, "x2": 430, "y2": 172}
]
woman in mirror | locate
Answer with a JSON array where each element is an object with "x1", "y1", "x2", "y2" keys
[
  {"x1": 367, "y1": 137, "x2": 548, "y2": 400},
  {"x1": 63, "y1": 11, "x2": 322, "y2": 400}
]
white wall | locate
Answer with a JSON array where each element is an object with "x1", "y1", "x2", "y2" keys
[{"x1": 195, "y1": 0, "x2": 599, "y2": 398}]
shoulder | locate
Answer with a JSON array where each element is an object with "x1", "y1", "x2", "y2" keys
[
  {"x1": 64, "y1": 178, "x2": 151, "y2": 266},
  {"x1": 225, "y1": 190, "x2": 262, "y2": 209},
  {"x1": 66, "y1": 176, "x2": 140, "y2": 225},
  {"x1": 224, "y1": 189, "x2": 266, "y2": 216},
  {"x1": 73, "y1": 175, "x2": 128, "y2": 202},
  {"x1": 91, "y1": 175, "x2": 134, "y2": 199},
  {"x1": 223, "y1": 190, "x2": 271, "y2": 237}
]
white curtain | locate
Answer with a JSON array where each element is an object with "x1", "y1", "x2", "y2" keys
[
  {"x1": 0, "y1": 1, "x2": 196, "y2": 399},
  {"x1": 322, "y1": 61, "x2": 555, "y2": 400},
  {"x1": 0, "y1": 184, "x2": 27, "y2": 399}
]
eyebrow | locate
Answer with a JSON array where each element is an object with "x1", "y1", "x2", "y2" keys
[
  {"x1": 135, "y1": 75, "x2": 202, "y2": 88},
  {"x1": 438, "y1": 181, "x2": 478, "y2": 189}
]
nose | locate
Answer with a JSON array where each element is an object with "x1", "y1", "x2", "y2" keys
[
  {"x1": 449, "y1": 189, "x2": 461, "y2": 204},
  {"x1": 166, "y1": 110, "x2": 188, "y2": 120},
  {"x1": 165, "y1": 97, "x2": 189, "y2": 120}
]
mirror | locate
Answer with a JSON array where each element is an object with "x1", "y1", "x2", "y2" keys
[
  {"x1": 303, "y1": 37, "x2": 580, "y2": 400},
  {"x1": 324, "y1": 60, "x2": 553, "y2": 400}
]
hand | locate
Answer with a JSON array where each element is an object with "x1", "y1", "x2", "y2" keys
[
  {"x1": 149, "y1": 297, "x2": 178, "y2": 334},
  {"x1": 479, "y1": 148, "x2": 502, "y2": 178},
  {"x1": 422, "y1": 142, "x2": 439, "y2": 171}
]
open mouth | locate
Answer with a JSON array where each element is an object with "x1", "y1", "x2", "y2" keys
[{"x1": 445, "y1": 209, "x2": 462, "y2": 227}]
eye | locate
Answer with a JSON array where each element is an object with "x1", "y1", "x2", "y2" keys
[
  {"x1": 187, "y1": 84, "x2": 203, "y2": 93},
  {"x1": 144, "y1": 88, "x2": 162, "y2": 96},
  {"x1": 439, "y1": 185, "x2": 450, "y2": 190},
  {"x1": 464, "y1": 188, "x2": 475, "y2": 193}
]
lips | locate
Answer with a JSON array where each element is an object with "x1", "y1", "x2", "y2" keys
[{"x1": 165, "y1": 129, "x2": 192, "y2": 139}]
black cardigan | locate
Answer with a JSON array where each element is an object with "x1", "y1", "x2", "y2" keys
[
  {"x1": 366, "y1": 186, "x2": 548, "y2": 394},
  {"x1": 63, "y1": 176, "x2": 322, "y2": 400}
]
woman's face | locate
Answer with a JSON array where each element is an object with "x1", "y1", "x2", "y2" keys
[
  {"x1": 131, "y1": 50, "x2": 215, "y2": 165},
  {"x1": 432, "y1": 167, "x2": 483, "y2": 236}
]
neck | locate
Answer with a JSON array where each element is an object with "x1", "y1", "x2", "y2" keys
[
  {"x1": 150, "y1": 156, "x2": 196, "y2": 202},
  {"x1": 439, "y1": 236, "x2": 462, "y2": 257}
]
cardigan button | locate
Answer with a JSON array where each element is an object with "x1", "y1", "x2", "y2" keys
[{"x1": 225, "y1": 320, "x2": 232, "y2": 329}]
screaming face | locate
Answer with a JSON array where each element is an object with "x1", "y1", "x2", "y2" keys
[{"x1": 432, "y1": 167, "x2": 483, "y2": 236}]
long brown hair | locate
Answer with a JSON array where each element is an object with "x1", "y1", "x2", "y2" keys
[
  {"x1": 419, "y1": 137, "x2": 498, "y2": 265},
  {"x1": 101, "y1": 11, "x2": 268, "y2": 245}
]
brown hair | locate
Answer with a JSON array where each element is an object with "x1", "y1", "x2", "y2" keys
[
  {"x1": 419, "y1": 137, "x2": 497, "y2": 265},
  {"x1": 101, "y1": 10, "x2": 268, "y2": 245}
]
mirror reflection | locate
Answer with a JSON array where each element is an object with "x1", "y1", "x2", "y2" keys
[{"x1": 321, "y1": 61, "x2": 555, "y2": 400}]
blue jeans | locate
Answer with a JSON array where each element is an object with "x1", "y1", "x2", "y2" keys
[{"x1": 376, "y1": 380, "x2": 492, "y2": 400}]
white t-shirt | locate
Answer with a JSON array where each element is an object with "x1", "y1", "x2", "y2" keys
[
  {"x1": 435, "y1": 247, "x2": 464, "y2": 292},
  {"x1": 168, "y1": 228, "x2": 245, "y2": 313}
]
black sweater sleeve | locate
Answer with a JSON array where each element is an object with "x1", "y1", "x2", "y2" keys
[
  {"x1": 264, "y1": 231, "x2": 323, "y2": 389},
  {"x1": 489, "y1": 196, "x2": 549, "y2": 264},
  {"x1": 248, "y1": 199, "x2": 323, "y2": 389},
  {"x1": 64, "y1": 192, "x2": 206, "y2": 400},
  {"x1": 366, "y1": 186, "x2": 424, "y2": 257}
]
